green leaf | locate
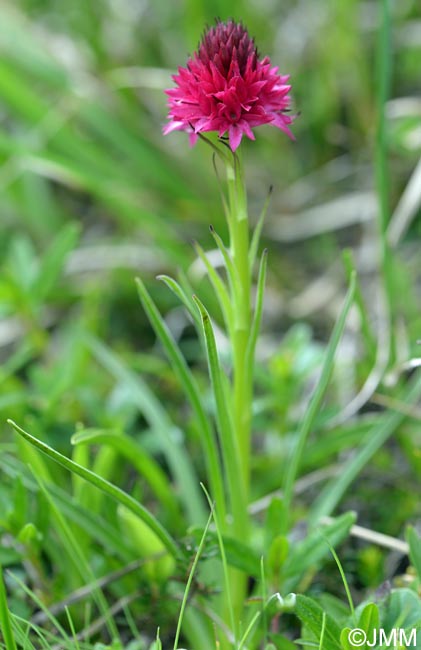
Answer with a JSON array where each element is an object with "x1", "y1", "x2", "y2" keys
[
  {"x1": 340, "y1": 627, "x2": 354, "y2": 650},
  {"x1": 358, "y1": 603, "x2": 379, "y2": 647},
  {"x1": 1, "y1": 442, "x2": 134, "y2": 561},
  {"x1": 0, "y1": 566, "x2": 17, "y2": 650},
  {"x1": 248, "y1": 186, "x2": 272, "y2": 272},
  {"x1": 246, "y1": 248, "x2": 268, "y2": 378},
  {"x1": 381, "y1": 588, "x2": 421, "y2": 630},
  {"x1": 266, "y1": 535, "x2": 289, "y2": 583},
  {"x1": 173, "y1": 508, "x2": 214, "y2": 650},
  {"x1": 135, "y1": 278, "x2": 225, "y2": 522},
  {"x1": 264, "y1": 497, "x2": 287, "y2": 546},
  {"x1": 266, "y1": 635, "x2": 297, "y2": 650},
  {"x1": 29, "y1": 469, "x2": 119, "y2": 640},
  {"x1": 283, "y1": 512, "x2": 356, "y2": 584},
  {"x1": 7, "y1": 419, "x2": 181, "y2": 562},
  {"x1": 117, "y1": 505, "x2": 176, "y2": 582},
  {"x1": 283, "y1": 272, "x2": 357, "y2": 528},
  {"x1": 209, "y1": 225, "x2": 239, "y2": 301},
  {"x1": 407, "y1": 526, "x2": 421, "y2": 581},
  {"x1": 72, "y1": 428, "x2": 180, "y2": 523},
  {"x1": 295, "y1": 595, "x2": 342, "y2": 650},
  {"x1": 342, "y1": 249, "x2": 376, "y2": 357},
  {"x1": 193, "y1": 295, "x2": 247, "y2": 536},
  {"x1": 210, "y1": 532, "x2": 261, "y2": 577},
  {"x1": 32, "y1": 222, "x2": 80, "y2": 302},
  {"x1": 311, "y1": 370, "x2": 421, "y2": 523},
  {"x1": 193, "y1": 241, "x2": 233, "y2": 334},
  {"x1": 86, "y1": 334, "x2": 206, "y2": 525},
  {"x1": 157, "y1": 274, "x2": 201, "y2": 331}
]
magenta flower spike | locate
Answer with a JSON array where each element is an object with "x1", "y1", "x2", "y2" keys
[{"x1": 163, "y1": 19, "x2": 294, "y2": 151}]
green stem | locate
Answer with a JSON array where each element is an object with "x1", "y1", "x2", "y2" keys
[
  {"x1": 226, "y1": 153, "x2": 252, "y2": 494},
  {"x1": 375, "y1": 0, "x2": 394, "y2": 364},
  {"x1": 223, "y1": 151, "x2": 254, "y2": 636}
]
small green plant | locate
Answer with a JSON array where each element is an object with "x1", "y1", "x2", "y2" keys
[{"x1": 1, "y1": 1, "x2": 421, "y2": 649}]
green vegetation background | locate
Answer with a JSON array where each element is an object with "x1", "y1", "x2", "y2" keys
[{"x1": 1, "y1": 0, "x2": 421, "y2": 647}]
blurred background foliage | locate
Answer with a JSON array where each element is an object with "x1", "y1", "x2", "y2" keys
[{"x1": 1, "y1": 0, "x2": 421, "y2": 643}]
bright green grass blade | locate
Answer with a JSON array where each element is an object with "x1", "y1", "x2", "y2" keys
[
  {"x1": 15, "y1": 434, "x2": 52, "y2": 484},
  {"x1": 6, "y1": 572, "x2": 74, "y2": 647},
  {"x1": 201, "y1": 484, "x2": 236, "y2": 644},
  {"x1": 157, "y1": 274, "x2": 202, "y2": 331},
  {"x1": 193, "y1": 295, "x2": 247, "y2": 537},
  {"x1": 32, "y1": 222, "x2": 80, "y2": 303},
  {"x1": 283, "y1": 512, "x2": 356, "y2": 589},
  {"x1": 6, "y1": 572, "x2": 68, "y2": 641},
  {"x1": 0, "y1": 566, "x2": 17, "y2": 650},
  {"x1": 173, "y1": 507, "x2": 213, "y2": 650},
  {"x1": 318, "y1": 611, "x2": 327, "y2": 650},
  {"x1": 237, "y1": 610, "x2": 261, "y2": 650},
  {"x1": 342, "y1": 249, "x2": 376, "y2": 357},
  {"x1": 65, "y1": 607, "x2": 80, "y2": 650},
  {"x1": 310, "y1": 370, "x2": 421, "y2": 524},
  {"x1": 375, "y1": 0, "x2": 392, "y2": 238},
  {"x1": 406, "y1": 526, "x2": 421, "y2": 581},
  {"x1": 248, "y1": 186, "x2": 272, "y2": 272},
  {"x1": 71, "y1": 439, "x2": 90, "y2": 503},
  {"x1": 28, "y1": 470, "x2": 120, "y2": 642},
  {"x1": 193, "y1": 242, "x2": 233, "y2": 334},
  {"x1": 375, "y1": 0, "x2": 394, "y2": 365},
  {"x1": 209, "y1": 224, "x2": 239, "y2": 300},
  {"x1": 0, "y1": 452, "x2": 134, "y2": 561},
  {"x1": 7, "y1": 420, "x2": 181, "y2": 561},
  {"x1": 246, "y1": 248, "x2": 268, "y2": 380},
  {"x1": 294, "y1": 595, "x2": 342, "y2": 650},
  {"x1": 322, "y1": 535, "x2": 355, "y2": 622},
  {"x1": 80, "y1": 102, "x2": 193, "y2": 199},
  {"x1": 0, "y1": 58, "x2": 47, "y2": 122},
  {"x1": 136, "y1": 278, "x2": 226, "y2": 523},
  {"x1": 17, "y1": 172, "x2": 63, "y2": 241},
  {"x1": 86, "y1": 334, "x2": 206, "y2": 525},
  {"x1": 282, "y1": 272, "x2": 356, "y2": 529},
  {"x1": 72, "y1": 428, "x2": 180, "y2": 523}
]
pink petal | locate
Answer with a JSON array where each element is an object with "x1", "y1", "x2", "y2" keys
[
  {"x1": 189, "y1": 132, "x2": 199, "y2": 146},
  {"x1": 228, "y1": 124, "x2": 243, "y2": 151}
]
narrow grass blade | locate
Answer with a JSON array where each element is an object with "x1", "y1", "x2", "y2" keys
[
  {"x1": 283, "y1": 512, "x2": 356, "y2": 587},
  {"x1": 30, "y1": 470, "x2": 119, "y2": 641},
  {"x1": 172, "y1": 508, "x2": 213, "y2": 650},
  {"x1": 248, "y1": 186, "x2": 272, "y2": 272},
  {"x1": 310, "y1": 370, "x2": 421, "y2": 523},
  {"x1": 193, "y1": 295, "x2": 247, "y2": 536},
  {"x1": 342, "y1": 249, "x2": 376, "y2": 357},
  {"x1": 5, "y1": 571, "x2": 76, "y2": 646},
  {"x1": 246, "y1": 248, "x2": 268, "y2": 379},
  {"x1": 209, "y1": 225, "x2": 239, "y2": 299},
  {"x1": 282, "y1": 273, "x2": 356, "y2": 529},
  {"x1": 201, "y1": 484, "x2": 236, "y2": 644},
  {"x1": 237, "y1": 610, "x2": 261, "y2": 650},
  {"x1": 294, "y1": 595, "x2": 342, "y2": 650},
  {"x1": 157, "y1": 273, "x2": 202, "y2": 331},
  {"x1": 72, "y1": 428, "x2": 180, "y2": 522},
  {"x1": 375, "y1": 0, "x2": 395, "y2": 363},
  {"x1": 322, "y1": 536, "x2": 355, "y2": 622},
  {"x1": 7, "y1": 419, "x2": 181, "y2": 561},
  {"x1": 0, "y1": 452, "x2": 134, "y2": 561},
  {"x1": 0, "y1": 566, "x2": 17, "y2": 650},
  {"x1": 136, "y1": 278, "x2": 226, "y2": 523},
  {"x1": 406, "y1": 526, "x2": 421, "y2": 581},
  {"x1": 193, "y1": 242, "x2": 233, "y2": 333},
  {"x1": 32, "y1": 222, "x2": 80, "y2": 303},
  {"x1": 86, "y1": 334, "x2": 206, "y2": 525}
]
